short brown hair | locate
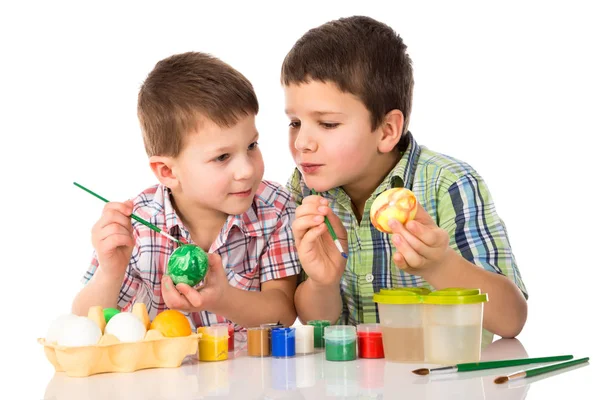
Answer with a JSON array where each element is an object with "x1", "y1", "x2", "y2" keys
[
  {"x1": 138, "y1": 52, "x2": 259, "y2": 157},
  {"x1": 281, "y1": 16, "x2": 413, "y2": 150}
]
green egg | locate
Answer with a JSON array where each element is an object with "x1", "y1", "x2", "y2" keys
[
  {"x1": 103, "y1": 307, "x2": 120, "y2": 323},
  {"x1": 167, "y1": 244, "x2": 209, "y2": 286}
]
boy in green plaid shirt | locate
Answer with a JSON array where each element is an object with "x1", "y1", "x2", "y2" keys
[{"x1": 283, "y1": 16, "x2": 527, "y2": 339}]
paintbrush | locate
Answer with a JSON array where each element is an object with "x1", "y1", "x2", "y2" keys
[
  {"x1": 310, "y1": 188, "x2": 347, "y2": 259},
  {"x1": 412, "y1": 355, "x2": 574, "y2": 375},
  {"x1": 494, "y1": 357, "x2": 589, "y2": 384},
  {"x1": 73, "y1": 182, "x2": 185, "y2": 245}
]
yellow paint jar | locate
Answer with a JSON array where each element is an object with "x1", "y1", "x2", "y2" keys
[{"x1": 197, "y1": 325, "x2": 229, "y2": 362}]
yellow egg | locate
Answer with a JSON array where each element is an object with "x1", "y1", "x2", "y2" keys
[
  {"x1": 370, "y1": 188, "x2": 418, "y2": 233},
  {"x1": 150, "y1": 310, "x2": 192, "y2": 337}
]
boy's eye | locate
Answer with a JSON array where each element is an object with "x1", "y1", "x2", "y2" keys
[
  {"x1": 248, "y1": 141, "x2": 259, "y2": 150},
  {"x1": 320, "y1": 122, "x2": 340, "y2": 129},
  {"x1": 215, "y1": 154, "x2": 230, "y2": 162},
  {"x1": 289, "y1": 121, "x2": 301, "y2": 129}
]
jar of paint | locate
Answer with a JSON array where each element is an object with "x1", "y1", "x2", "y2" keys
[
  {"x1": 324, "y1": 326, "x2": 357, "y2": 361},
  {"x1": 271, "y1": 327, "x2": 296, "y2": 358},
  {"x1": 357, "y1": 323, "x2": 384, "y2": 359},
  {"x1": 247, "y1": 327, "x2": 270, "y2": 357},
  {"x1": 373, "y1": 288, "x2": 425, "y2": 362},
  {"x1": 294, "y1": 325, "x2": 315, "y2": 355},
  {"x1": 423, "y1": 288, "x2": 488, "y2": 364},
  {"x1": 260, "y1": 322, "x2": 284, "y2": 350},
  {"x1": 197, "y1": 325, "x2": 229, "y2": 362},
  {"x1": 211, "y1": 322, "x2": 235, "y2": 352},
  {"x1": 307, "y1": 320, "x2": 330, "y2": 348}
]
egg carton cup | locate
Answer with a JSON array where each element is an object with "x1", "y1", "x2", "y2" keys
[{"x1": 38, "y1": 304, "x2": 202, "y2": 377}]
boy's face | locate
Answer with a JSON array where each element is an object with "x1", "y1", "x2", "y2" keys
[
  {"x1": 284, "y1": 80, "x2": 383, "y2": 193},
  {"x1": 171, "y1": 114, "x2": 264, "y2": 216}
]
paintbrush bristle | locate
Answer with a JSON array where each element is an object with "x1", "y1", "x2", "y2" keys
[
  {"x1": 412, "y1": 368, "x2": 430, "y2": 376},
  {"x1": 494, "y1": 376, "x2": 509, "y2": 384}
]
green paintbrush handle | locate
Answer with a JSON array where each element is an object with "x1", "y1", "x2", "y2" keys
[
  {"x1": 457, "y1": 355, "x2": 574, "y2": 372},
  {"x1": 73, "y1": 181, "x2": 161, "y2": 234},
  {"x1": 524, "y1": 357, "x2": 589, "y2": 378},
  {"x1": 310, "y1": 188, "x2": 339, "y2": 240}
]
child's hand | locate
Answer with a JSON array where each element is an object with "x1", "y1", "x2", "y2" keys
[
  {"x1": 389, "y1": 203, "x2": 450, "y2": 277},
  {"x1": 91, "y1": 201, "x2": 135, "y2": 280},
  {"x1": 292, "y1": 195, "x2": 348, "y2": 286},
  {"x1": 161, "y1": 253, "x2": 230, "y2": 313}
]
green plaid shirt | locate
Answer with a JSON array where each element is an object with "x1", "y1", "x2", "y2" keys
[{"x1": 287, "y1": 132, "x2": 527, "y2": 341}]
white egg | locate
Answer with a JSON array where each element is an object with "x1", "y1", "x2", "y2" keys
[
  {"x1": 57, "y1": 316, "x2": 102, "y2": 347},
  {"x1": 104, "y1": 312, "x2": 146, "y2": 342},
  {"x1": 46, "y1": 314, "x2": 80, "y2": 343}
]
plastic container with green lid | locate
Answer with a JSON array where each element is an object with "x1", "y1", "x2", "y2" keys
[
  {"x1": 423, "y1": 288, "x2": 489, "y2": 364},
  {"x1": 373, "y1": 288, "x2": 428, "y2": 362}
]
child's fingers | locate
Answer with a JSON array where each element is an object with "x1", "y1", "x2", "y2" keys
[
  {"x1": 321, "y1": 206, "x2": 347, "y2": 241},
  {"x1": 412, "y1": 203, "x2": 437, "y2": 227},
  {"x1": 162, "y1": 276, "x2": 193, "y2": 310},
  {"x1": 176, "y1": 284, "x2": 204, "y2": 309},
  {"x1": 295, "y1": 202, "x2": 327, "y2": 219},
  {"x1": 301, "y1": 195, "x2": 327, "y2": 206},
  {"x1": 393, "y1": 251, "x2": 407, "y2": 270},
  {"x1": 99, "y1": 233, "x2": 134, "y2": 251},
  {"x1": 103, "y1": 201, "x2": 134, "y2": 218},
  {"x1": 391, "y1": 233, "x2": 423, "y2": 268},
  {"x1": 293, "y1": 214, "x2": 325, "y2": 239},
  {"x1": 98, "y1": 223, "x2": 132, "y2": 242},
  {"x1": 298, "y1": 223, "x2": 328, "y2": 251},
  {"x1": 389, "y1": 219, "x2": 431, "y2": 259},
  {"x1": 97, "y1": 209, "x2": 133, "y2": 233},
  {"x1": 405, "y1": 220, "x2": 439, "y2": 247}
]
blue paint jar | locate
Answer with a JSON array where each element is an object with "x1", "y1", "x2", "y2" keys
[{"x1": 271, "y1": 327, "x2": 296, "y2": 358}]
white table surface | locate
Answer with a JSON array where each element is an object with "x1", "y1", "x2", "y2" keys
[{"x1": 41, "y1": 335, "x2": 594, "y2": 400}]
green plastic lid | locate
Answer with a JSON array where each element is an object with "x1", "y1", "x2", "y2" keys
[
  {"x1": 373, "y1": 289, "x2": 423, "y2": 304},
  {"x1": 379, "y1": 287, "x2": 431, "y2": 296},
  {"x1": 423, "y1": 288, "x2": 488, "y2": 305}
]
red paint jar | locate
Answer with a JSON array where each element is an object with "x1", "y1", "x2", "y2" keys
[
  {"x1": 357, "y1": 324, "x2": 384, "y2": 359},
  {"x1": 227, "y1": 323, "x2": 234, "y2": 351}
]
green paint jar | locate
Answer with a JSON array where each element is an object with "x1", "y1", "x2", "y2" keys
[
  {"x1": 324, "y1": 326, "x2": 357, "y2": 361},
  {"x1": 307, "y1": 320, "x2": 330, "y2": 348}
]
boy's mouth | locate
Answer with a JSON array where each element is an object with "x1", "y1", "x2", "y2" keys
[
  {"x1": 230, "y1": 189, "x2": 252, "y2": 197},
  {"x1": 300, "y1": 163, "x2": 323, "y2": 174}
]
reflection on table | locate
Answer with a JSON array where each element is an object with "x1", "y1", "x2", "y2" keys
[{"x1": 44, "y1": 336, "x2": 585, "y2": 400}]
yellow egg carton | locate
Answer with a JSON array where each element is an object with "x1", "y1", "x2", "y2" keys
[{"x1": 38, "y1": 304, "x2": 202, "y2": 377}]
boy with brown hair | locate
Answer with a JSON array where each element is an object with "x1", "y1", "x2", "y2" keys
[
  {"x1": 72, "y1": 52, "x2": 300, "y2": 328},
  {"x1": 284, "y1": 16, "x2": 527, "y2": 339}
]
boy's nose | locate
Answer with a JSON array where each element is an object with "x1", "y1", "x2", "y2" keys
[
  {"x1": 233, "y1": 156, "x2": 255, "y2": 180},
  {"x1": 294, "y1": 128, "x2": 317, "y2": 152}
]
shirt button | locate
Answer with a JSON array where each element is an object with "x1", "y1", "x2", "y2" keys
[{"x1": 365, "y1": 273, "x2": 374, "y2": 283}]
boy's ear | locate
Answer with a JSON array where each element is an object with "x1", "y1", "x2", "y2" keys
[
  {"x1": 377, "y1": 110, "x2": 404, "y2": 153},
  {"x1": 149, "y1": 156, "x2": 179, "y2": 189}
]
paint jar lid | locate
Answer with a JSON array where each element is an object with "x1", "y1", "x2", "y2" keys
[
  {"x1": 272, "y1": 327, "x2": 295, "y2": 339},
  {"x1": 324, "y1": 325, "x2": 356, "y2": 341},
  {"x1": 296, "y1": 324, "x2": 314, "y2": 333},
  {"x1": 197, "y1": 324, "x2": 229, "y2": 340},
  {"x1": 423, "y1": 288, "x2": 488, "y2": 305},
  {"x1": 307, "y1": 320, "x2": 331, "y2": 327},
  {"x1": 247, "y1": 326, "x2": 268, "y2": 332},
  {"x1": 260, "y1": 322, "x2": 284, "y2": 329},
  {"x1": 373, "y1": 289, "x2": 423, "y2": 304},
  {"x1": 379, "y1": 287, "x2": 431, "y2": 296},
  {"x1": 357, "y1": 323, "x2": 382, "y2": 334}
]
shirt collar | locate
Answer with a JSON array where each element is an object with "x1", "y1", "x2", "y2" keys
[{"x1": 150, "y1": 185, "x2": 263, "y2": 246}]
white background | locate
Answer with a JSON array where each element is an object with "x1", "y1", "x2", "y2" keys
[{"x1": 1, "y1": 1, "x2": 598, "y2": 398}]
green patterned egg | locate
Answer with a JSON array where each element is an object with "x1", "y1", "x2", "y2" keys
[{"x1": 167, "y1": 244, "x2": 208, "y2": 286}]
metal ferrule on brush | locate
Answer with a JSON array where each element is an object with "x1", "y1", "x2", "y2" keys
[{"x1": 429, "y1": 366, "x2": 459, "y2": 374}]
